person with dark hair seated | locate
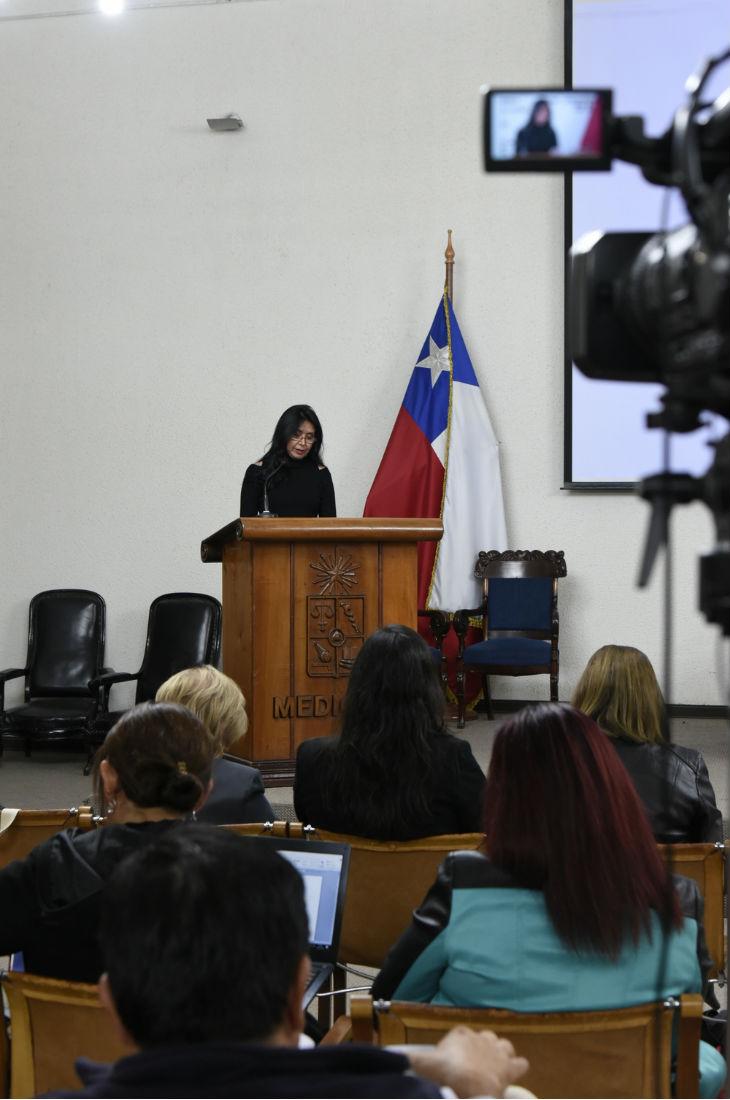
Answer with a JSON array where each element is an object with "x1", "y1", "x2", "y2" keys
[
  {"x1": 294, "y1": 625, "x2": 484, "y2": 840},
  {"x1": 0, "y1": 702, "x2": 215, "y2": 982},
  {"x1": 372, "y1": 703, "x2": 726, "y2": 1098},
  {"x1": 572, "y1": 644, "x2": 723, "y2": 843},
  {"x1": 46, "y1": 826, "x2": 530, "y2": 1099}
]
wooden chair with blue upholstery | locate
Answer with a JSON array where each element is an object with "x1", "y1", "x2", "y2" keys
[{"x1": 453, "y1": 550, "x2": 567, "y2": 728}]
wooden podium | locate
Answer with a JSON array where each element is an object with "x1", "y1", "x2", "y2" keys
[{"x1": 201, "y1": 517, "x2": 442, "y2": 783}]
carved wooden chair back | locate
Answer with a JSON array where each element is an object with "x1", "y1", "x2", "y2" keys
[
  {"x1": 1, "y1": 971, "x2": 127, "y2": 1099},
  {"x1": 0, "y1": 808, "x2": 95, "y2": 872},
  {"x1": 349, "y1": 993, "x2": 702, "y2": 1099},
  {"x1": 659, "y1": 841, "x2": 726, "y2": 978}
]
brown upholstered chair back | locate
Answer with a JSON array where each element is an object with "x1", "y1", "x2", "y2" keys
[
  {"x1": 1, "y1": 972, "x2": 127, "y2": 1098},
  {"x1": 223, "y1": 823, "x2": 484, "y2": 968},
  {"x1": 0, "y1": 809, "x2": 95, "y2": 871},
  {"x1": 308, "y1": 830, "x2": 485, "y2": 968},
  {"x1": 658, "y1": 841, "x2": 726, "y2": 977},
  {"x1": 350, "y1": 993, "x2": 702, "y2": 1099}
]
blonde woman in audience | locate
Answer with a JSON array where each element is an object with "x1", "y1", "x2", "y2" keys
[
  {"x1": 156, "y1": 665, "x2": 273, "y2": 825},
  {"x1": 573, "y1": 644, "x2": 722, "y2": 843},
  {"x1": 0, "y1": 702, "x2": 215, "y2": 983}
]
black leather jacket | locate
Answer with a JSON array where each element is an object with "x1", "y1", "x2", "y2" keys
[{"x1": 610, "y1": 738, "x2": 723, "y2": 844}]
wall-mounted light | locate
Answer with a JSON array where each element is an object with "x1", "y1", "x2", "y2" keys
[
  {"x1": 99, "y1": 0, "x2": 125, "y2": 14},
  {"x1": 207, "y1": 114, "x2": 244, "y2": 132}
]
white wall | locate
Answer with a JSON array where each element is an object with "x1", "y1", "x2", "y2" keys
[{"x1": 0, "y1": 0, "x2": 722, "y2": 709}]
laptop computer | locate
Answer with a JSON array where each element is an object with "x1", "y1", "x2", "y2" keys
[{"x1": 241, "y1": 835, "x2": 351, "y2": 1008}]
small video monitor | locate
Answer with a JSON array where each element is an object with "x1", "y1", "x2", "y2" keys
[{"x1": 484, "y1": 88, "x2": 613, "y2": 171}]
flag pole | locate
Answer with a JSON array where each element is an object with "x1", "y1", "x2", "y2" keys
[{"x1": 444, "y1": 230, "x2": 455, "y2": 300}]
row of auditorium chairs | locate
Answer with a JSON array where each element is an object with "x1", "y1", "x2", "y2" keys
[
  {"x1": 0, "y1": 973, "x2": 703, "y2": 1099},
  {"x1": 0, "y1": 811, "x2": 725, "y2": 1098},
  {"x1": 5, "y1": 812, "x2": 722, "y2": 977}
]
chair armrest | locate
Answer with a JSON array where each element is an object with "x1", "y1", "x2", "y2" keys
[
  {"x1": 88, "y1": 670, "x2": 135, "y2": 715},
  {"x1": 320, "y1": 1016, "x2": 352, "y2": 1045},
  {"x1": 0, "y1": 668, "x2": 29, "y2": 684},
  {"x1": 417, "y1": 609, "x2": 451, "y2": 649},
  {"x1": 0, "y1": 668, "x2": 29, "y2": 714},
  {"x1": 88, "y1": 671, "x2": 134, "y2": 692},
  {"x1": 452, "y1": 608, "x2": 485, "y2": 657}
]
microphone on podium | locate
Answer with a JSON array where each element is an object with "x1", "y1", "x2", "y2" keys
[{"x1": 259, "y1": 462, "x2": 285, "y2": 517}]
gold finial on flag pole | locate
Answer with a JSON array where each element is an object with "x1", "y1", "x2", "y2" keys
[{"x1": 444, "y1": 230, "x2": 455, "y2": 300}]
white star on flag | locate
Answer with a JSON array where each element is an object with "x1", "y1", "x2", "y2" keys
[{"x1": 417, "y1": 337, "x2": 450, "y2": 388}]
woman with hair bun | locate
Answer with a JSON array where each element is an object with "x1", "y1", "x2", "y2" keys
[{"x1": 0, "y1": 702, "x2": 215, "y2": 983}]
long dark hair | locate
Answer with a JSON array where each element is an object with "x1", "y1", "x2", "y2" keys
[
  {"x1": 528, "y1": 98, "x2": 551, "y2": 126},
  {"x1": 260, "y1": 404, "x2": 324, "y2": 482},
  {"x1": 484, "y1": 703, "x2": 680, "y2": 958},
  {"x1": 321, "y1": 625, "x2": 448, "y2": 837}
]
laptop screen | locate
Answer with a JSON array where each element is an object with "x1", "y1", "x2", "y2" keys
[{"x1": 277, "y1": 848, "x2": 344, "y2": 949}]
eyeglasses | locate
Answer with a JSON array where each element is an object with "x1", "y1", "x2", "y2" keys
[{"x1": 290, "y1": 431, "x2": 316, "y2": 444}]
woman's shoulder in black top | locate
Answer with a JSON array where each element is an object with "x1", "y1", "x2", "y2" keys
[{"x1": 240, "y1": 460, "x2": 336, "y2": 518}]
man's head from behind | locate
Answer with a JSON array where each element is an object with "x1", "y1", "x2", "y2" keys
[{"x1": 99, "y1": 825, "x2": 310, "y2": 1049}]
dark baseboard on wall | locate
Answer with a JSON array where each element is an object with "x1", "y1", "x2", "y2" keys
[
  {"x1": 482, "y1": 700, "x2": 728, "y2": 719},
  {"x1": 666, "y1": 703, "x2": 728, "y2": 719}
]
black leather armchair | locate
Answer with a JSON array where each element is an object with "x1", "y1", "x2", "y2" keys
[
  {"x1": 0, "y1": 590, "x2": 107, "y2": 757},
  {"x1": 85, "y1": 592, "x2": 222, "y2": 770}
]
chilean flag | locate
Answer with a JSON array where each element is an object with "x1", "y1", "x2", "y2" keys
[{"x1": 364, "y1": 290, "x2": 507, "y2": 615}]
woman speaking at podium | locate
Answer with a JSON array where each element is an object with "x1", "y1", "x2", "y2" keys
[{"x1": 240, "y1": 404, "x2": 336, "y2": 518}]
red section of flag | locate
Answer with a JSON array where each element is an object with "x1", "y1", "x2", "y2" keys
[
  {"x1": 364, "y1": 405, "x2": 444, "y2": 609},
  {"x1": 580, "y1": 96, "x2": 603, "y2": 154}
]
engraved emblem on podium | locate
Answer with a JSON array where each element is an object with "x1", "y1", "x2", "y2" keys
[
  {"x1": 310, "y1": 551, "x2": 358, "y2": 595},
  {"x1": 307, "y1": 596, "x2": 364, "y2": 676},
  {"x1": 307, "y1": 552, "x2": 364, "y2": 676}
]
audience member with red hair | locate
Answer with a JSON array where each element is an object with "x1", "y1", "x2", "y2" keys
[{"x1": 372, "y1": 702, "x2": 725, "y2": 1098}]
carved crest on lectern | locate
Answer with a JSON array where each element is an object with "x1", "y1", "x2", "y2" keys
[
  {"x1": 307, "y1": 552, "x2": 365, "y2": 676},
  {"x1": 307, "y1": 595, "x2": 364, "y2": 676}
]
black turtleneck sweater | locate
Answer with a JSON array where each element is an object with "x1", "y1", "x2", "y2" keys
[{"x1": 240, "y1": 460, "x2": 336, "y2": 517}]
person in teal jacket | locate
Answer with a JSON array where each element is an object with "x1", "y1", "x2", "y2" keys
[{"x1": 372, "y1": 703, "x2": 726, "y2": 1098}]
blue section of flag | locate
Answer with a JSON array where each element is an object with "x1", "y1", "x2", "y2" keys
[
  {"x1": 401, "y1": 371, "x2": 449, "y2": 444},
  {"x1": 401, "y1": 297, "x2": 479, "y2": 445},
  {"x1": 402, "y1": 300, "x2": 449, "y2": 443},
  {"x1": 447, "y1": 299, "x2": 479, "y2": 387}
]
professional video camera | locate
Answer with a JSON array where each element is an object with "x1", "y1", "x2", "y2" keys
[{"x1": 483, "y1": 55, "x2": 730, "y2": 635}]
